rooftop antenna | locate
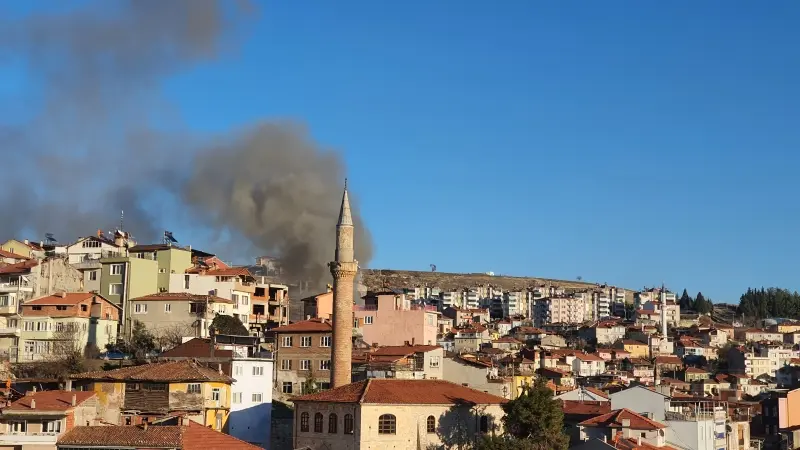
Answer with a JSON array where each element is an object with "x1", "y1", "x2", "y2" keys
[{"x1": 119, "y1": 210, "x2": 124, "y2": 232}]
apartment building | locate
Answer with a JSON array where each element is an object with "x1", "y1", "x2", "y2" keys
[
  {"x1": 301, "y1": 290, "x2": 333, "y2": 320},
  {"x1": 292, "y1": 379, "x2": 507, "y2": 450},
  {"x1": 734, "y1": 328, "x2": 784, "y2": 343},
  {"x1": 579, "y1": 322, "x2": 626, "y2": 346},
  {"x1": 272, "y1": 318, "x2": 333, "y2": 401},
  {"x1": 127, "y1": 244, "x2": 193, "y2": 293},
  {"x1": 159, "y1": 336, "x2": 274, "y2": 448},
  {"x1": 0, "y1": 239, "x2": 45, "y2": 259},
  {"x1": 0, "y1": 258, "x2": 82, "y2": 305},
  {"x1": 353, "y1": 292, "x2": 438, "y2": 347},
  {"x1": 71, "y1": 360, "x2": 233, "y2": 430},
  {"x1": 100, "y1": 256, "x2": 158, "y2": 333},
  {"x1": 127, "y1": 292, "x2": 235, "y2": 339},
  {"x1": 592, "y1": 291, "x2": 612, "y2": 320},
  {"x1": 66, "y1": 235, "x2": 124, "y2": 293},
  {"x1": 15, "y1": 293, "x2": 119, "y2": 362},
  {"x1": 442, "y1": 307, "x2": 490, "y2": 327},
  {"x1": 572, "y1": 353, "x2": 606, "y2": 377},
  {"x1": 0, "y1": 390, "x2": 100, "y2": 450},
  {"x1": 532, "y1": 297, "x2": 587, "y2": 327},
  {"x1": 0, "y1": 249, "x2": 28, "y2": 265},
  {"x1": 453, "y1": 324, "x2": 491, "y2": 353}
]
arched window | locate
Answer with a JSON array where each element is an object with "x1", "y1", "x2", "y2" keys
[
  {"x1": 328, "y1": 413, "x2": 338, "y2": 433},
  {"x1": 480, "y1": 415, "x2": 489, "y2": 433},
  {"x1": 314, "y1": 413, "x2": 323, "y2": 432},
  {"x1": 300, "y1": 412, "x2": 309, "y2": 432},
  {"x1": 378, "y1": 414, "x2": 396, "y2": 434},
  {"x1": 344, "y1": 414, "x2": 354, "y2": 435},
  {"x1": 426, "y1": 415, "x2": 436, "y2": 434}
]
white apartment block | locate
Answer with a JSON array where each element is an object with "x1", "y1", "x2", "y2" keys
[
  {"x1": 229, "y1": 354, "x2": 274, "y2": 448},
  {"x1": 533, "y1": 297, "x2": 587, "y2": 327}
]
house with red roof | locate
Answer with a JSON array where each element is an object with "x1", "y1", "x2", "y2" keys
[
  {"x1": 579, "y1": 408, "x2": 668, "y2": 448},
  {"x1": 272, "y1": 318, "x2": 333, "y2": 401},
  {"x1": 0, "y1": 390, "x2": 100, "y2": 450},
  {"x1": 291, "y1": 379, "x2": 507, "y2": 450},
  {"x1": 127, "y1": 292, "x2": 235, "y2": 340},
  {"x1": 573, "y1": 352, "x2": 607, "y2": 377},
  {"x1": 358, "y1": 343, "x2": 444, "y2": 381}
]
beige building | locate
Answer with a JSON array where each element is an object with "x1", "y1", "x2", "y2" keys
[
  {"x1": 0, "y1": 390, "x2": 101, "y2": 450},
  {"x1": 532, "y1": 297, "x2": 587, "y2": 327},
  {"x1": 272, "y1": 318, "x2": 333, "y2": 401},
  {"x1": 360, "y1": 344, "x2": 444, "y2": 380},
  {"x1": 16, "y1": 293, "x2": 119, "y2": 362},
  {"x1": 127, "y1": 292, "x2": 235, "y2": 339},
  {"x1": 292, "y1": 379, "x2": 507, "y2": 450}
]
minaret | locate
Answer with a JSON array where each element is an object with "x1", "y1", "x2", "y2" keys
[
  {"x1": 329, "y1": 179, "x2": 358, "y2": 388},
  {"x1": 660, "y1": 283, "x2": 668, "y2": 336}
]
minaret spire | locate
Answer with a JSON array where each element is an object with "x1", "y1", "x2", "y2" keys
[{"x1": 330, "y1": 179, "x2": 358, "y2": 388}]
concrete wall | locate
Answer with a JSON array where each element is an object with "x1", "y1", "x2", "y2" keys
[
  {"x1": 100, "y1": 257, "x2": 158, "y2": 306},
  {"x1": 228, "y1": 358, "x2": 274, "y2": 448},
  {"x1": 610, "y1": 386, "x2": 669, "y2": 423},
  {"x1": 32, "y1": 258, "x2": 83, "y2": 299},
  {"x1": 442, "y1": 357, "x2": 506, "y2": 398},
  {"x1": 156, "y1": 248, "x2": 192, "y2": 292}
]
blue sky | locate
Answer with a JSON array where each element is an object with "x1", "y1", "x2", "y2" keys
[{"x1": 3, "y1": 1, "x2": 799, "y2": 302}]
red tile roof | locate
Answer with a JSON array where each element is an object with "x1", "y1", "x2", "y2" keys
[
  {"x1": 57, "y1": 421, "x2": 261, "y2": 450},
  {"x1": 71, "y1": 360, "x2": 232, "y2": 383},
  {"x1": 0, "y1": 259, "x2": 38, "y2": 274},
  {"x1": 272, "y1": 318, "x2": 332, "y2": 333},
  {"x1": 3, "y1": 390, "x2": 95, "y2": 412},
  {"x1": 575, "y1": 352, "x2": 605, "y2": 362},
  {"x1": 655, "y1": 355, "x2": 683, "y2": 365},
  {"x1": 560, "y1": 400, "x2": 611, "y2": 416},
  {"x1": 26, "y1": 292, "x2": 114, "y2": 306},
  {"x1": 292, "y1": 379, "x2": 508, "y2": 405},
  {"x1": 130, "y1": 292, "x2": 233, "y2": 304},
  {"x1": 0, "y1": 249, "x2": 28, "y2": 260},
  {"x1": 579, "y1": 408, "x2": 666, "y2": 430},
  {"x1": 203, "y1": 267, "x2": 253, "y2": 277},
  {"x1": 615, "y1": 437, "x2": 680, "y2": 450},
  {"x1": 585, "y1": 386, "x2": 610, "y2": 399},
  {"x1": 684, "y1": 367, "x2": 708, "y2": 374}
]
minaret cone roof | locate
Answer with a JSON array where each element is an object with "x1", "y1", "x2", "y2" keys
[{"x1": 337, "y1": 181, "x2": 353, "y2": 227}]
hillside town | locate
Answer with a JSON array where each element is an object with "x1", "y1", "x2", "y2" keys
[{"x1": 0, "y1": 185, "x2": 797, "y2": 450}]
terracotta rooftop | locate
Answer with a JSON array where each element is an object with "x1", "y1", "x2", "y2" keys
[
  {"x1": 71, "y1": 360, "x2": 233, "y2": 383},
  {"x1": 615, "y1": 437, "x2": 679, "y2": 450},
  {"x1": 579, "y1": 408, "x2": 667, "y2": 430},
  {"x1": 0, "y1": 259, "x2": 38, "y2": 274},
  {"x1": 25, "y1": 292, "x2": 113, "y2": 306},
  {"x1": 0, "y1": 249, "x2": 28, "y2": 259},
  {"x1": 575, "y1": 352, "x2": 604, "y2": 362},
  {"x1": 292, "y1": 379, "x2": 508, "y2": 405},
  {"x1": 130, "y1": 292, "x2": 233, "y2": 304},
  {"x1": 3, "y1": 390, "x2": 95, "y2": 412},
  {"x1": 57, "y1": 421, "x2": 262, "y2": 450},
  {"x1": 203, "y1": 267, "x2": 253, "y2": 277},
  {"x1": 272, "y1": 318, "x2": 332, "y2": 333},
  {"x1": 560, "y1": 400, "x2": 611, "y2": 416},
  {"x1": 159, "y1": 338, "x2": 233, "y2": 359},
  {"x1": 684, "y1": 367, "x2": 708, "y2": 374},
  {"x1": 655, "y1": 355, "x2": 683, "y2": 365}
]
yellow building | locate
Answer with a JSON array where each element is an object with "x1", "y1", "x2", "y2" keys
[
  {"x1": 71, "y1": 360, "x2": 232, "y2": 430},
  {"x1": 619, "y1": 339, "x2": 649, "y2": 359},
  {"x1": 0, "y1": 239, "x2": 43, "y2": 259}
]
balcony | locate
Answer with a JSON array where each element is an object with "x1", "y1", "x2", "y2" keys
[
  {"x1": 0, "y1": 304, "x2": 18, "y2": 315},
  {"x1": 0, "y1": 327, "x2": 20, "y2": 336},
  {"x1": 0, "y1": 433, "x2": 59, "y2": 444},
  {"x1": 0, "y1": 282, "x2": 32, "y2": 293}
]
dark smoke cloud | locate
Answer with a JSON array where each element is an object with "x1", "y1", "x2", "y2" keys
[{"x1": 0, "y1": 0, "x2": 373, "y2": 286}]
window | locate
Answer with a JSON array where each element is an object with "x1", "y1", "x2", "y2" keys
[
  {"x1": 164, "y1": 303, "x2": 171, "y2": 313},
  {"x1": 187, "y1": 383, "x2": 201, "y2": 394},
  {"x1": 23, "y1": 321, "x2": 34, "y2": 332},
  {"x1": 427, "y1": 415, "x2": 436, "y2": 433},
  {"x1": 9, "y1": 421, "x2": 26, "y2": 433},
  {"x1": 300, "y1": 360, "x2": 310, "y2": 371},
  {"x1": 109, "y1": 283, "x2": 123, "y2": 296},
  {"x1": 430, "y1": 356, "x2": 441, "y2": 368},
  {"x1": 184, "y1": 274, "x2": 190, "y2": 289},
  {"x1": 314, "y1": 413, "x2": 323, "y2": 433},
  {"x1": 320, "y1": 336, "x2": 331, "y2": 347},
  {"x1": 300, "y1": 412, "x2": 309, "y2": 432},
  {"x1": 344, "y1": 414, "x2": 354, "y2": 434},
  {"x1": 89, "y1": 270, "x2": 98, "y2": 281},
  {"x1": 252, "y1": 366, "x2": 264, "y2": 376},
  {"x1": 281, "y1": 336, "x2": 293, "y2": 347},
  {"x1": 480, "y1": 415, "x2": 489, "y2": 433},
  {"x1": 234, "y1": 365, "x2": 243, "y2": 376},
  {"x1": 134, "y1": 303, "x2": 147, "y2": 314},
  {"x1": 365, "y1": 316, "x2": 374, "y2": 325},
  {"x1": 378, "y1": 414, "x2": 396, "y2": 434},
  {"x1": 126, "y1": 383, "x2": 140, "y2": 392},
  {"x1": 319, "y1": 360, "x2": 331, "y2": 371},
  {"x1": 281, "y1": 359, "x2": 292, "y2": 371},
  {"x1": 211, "y1": 388, "x2": 221, "y2": 402},
  {"x1": 328, "y1": 414, "x2": 338, "y2": 433},
  {"x1": 252, "y1": 393, "x2": 263, "y2": 403},
  {"x1": 282, "y1": 382, "x2": 293, "y2": 394},
  {"x1": 144, "y1": 383, "x2": 166, "y2": 391},
  {"x1": 301, "y1": 336, "x2": 312, "y2": 347},
  {"x1": 158, "y1": 268, "x2": 166, "y2": 274},
  {"x1": 232, "y1": 392, "x2": 242, "y2": 404},
  {"x1": 32, "y1": 306, "x2": 42, "y2": 311},
  {"x1": 110, "y1": 264, "x2": 124, "y2": 275},
  {"x1": 55, "y1": 306, "x2": 67, "y2": 311}
]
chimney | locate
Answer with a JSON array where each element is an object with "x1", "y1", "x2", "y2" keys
[
  {"x1": 30, "y1": 399, "x2": 35, "y2": 409},
  {"x1": 58, "y1": 291, "x2": 67, "y2": 298},
  {"x1": 638, "y1": 436, "x2": 642, "y2": 446},
  {"x1": 218, "y1": 363, "x2": 223, "y2": 375},
  {"x1": 143, "y1": 421, "x2": 148, "y2": 431},
  {"x1": 411, "y1": 337, "x2": 415, "y2": 345},
  {"x1": 404, "y1": 341, "x2": 410, "y2": 346},
  {"x1": 71, "y1": 394, "x2": 76, "y2": 407}
]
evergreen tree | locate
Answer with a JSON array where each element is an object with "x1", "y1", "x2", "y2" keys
[
  {"x1": 496, "y1": 377, "x2": 569, "y2": 450},
  {"x1": 210, "y1": 315, "x2": 249, "y2": 336},
  {"x1": 679, "y1": 289, "x2": 693, "y2": 310},
  {"x1": 695, "y1": 292, "x2": 712, "y2": 314}
]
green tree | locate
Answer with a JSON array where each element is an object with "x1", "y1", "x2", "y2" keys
[
  {"x1": 477, "y1": 435, "x2": 541, "y2": 450},
  {"x1": 303, "y1": 375, "x2": 321, "y2": 395},
  {"x1": 128, "y1": 320, "x2": 157, "y2": 360},
  {"x1": 679, "y1": 289, "x2": 693, "y2": 310},
  {"x1": 498, "y1": 377, "x2": 569, "y2": 450},
  {"x1": 210, "y1": 315, "x2": 249, "y2": 336},
  {"x1": 695, "y1": 292, "x2": 712, "y2": 314}
]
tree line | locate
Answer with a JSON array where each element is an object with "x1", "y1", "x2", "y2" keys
[
  {"x1": 678, "y1": 289, "x2": 713, "y2": 314},
  {"x1": 737, "y1": 287, "x2": 800, "y2": 320}
]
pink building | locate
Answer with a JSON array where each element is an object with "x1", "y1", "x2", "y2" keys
[{"x1": 354, "y1": 292, "x2": 439, "y2": 347}]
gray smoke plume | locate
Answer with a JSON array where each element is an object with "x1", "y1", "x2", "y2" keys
[{"x1": 0, "y1": 0, "x2": 373, "y2": 287}]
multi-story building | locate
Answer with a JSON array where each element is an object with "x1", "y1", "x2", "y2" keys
[
  {"x1": 353, "y1": 292, "x2": 438, "y2": 347},
  {"x1": 0, "y1": 258, "x2": 82, "y2": 305},
  {"x1": 734, "y1": 328, "x2": 784, "y2": 343},
  {"x1": 0, "y1": 248, "x2": 28, "y2": 265},
  {"x1": 127, "y1": 244, "x2": 193, "y2": 293},
  {"x1": 612, "y1": 287, "x2": 627, "y2": 317},
  {"x1": 592, "y1": 291, "x2": 612, "y2": 320},
  {"x1": 127, "y1": 292, "x2": 235, "y2": 339},
  {"x1": 727, "y1": 346, "x2": 774, "y2": 378},
  {"x1": 439, "y1": 291, "x2": 460, "y2": 310},
  {"x1": 66, "y1": 235, "x2": 124, "y2": 293},
  {"x1": 15, "y1": 292, "x2": 119, "y2": 362},
  {"x1": 453, "y1": 324, "x2": 491, "y2": 353},
  {"x1": 357, "y1": 344, "x2": 444, "y2": 381},
  {"x1": 291, "y1": 379, "x2": 507, "y2": 450},
  {"x1": 159, "y1": 336, "x2": 274, "y2": 448},
  {"x1": 0, "y1": 239, "x2": 45, "y2": 259},
  {"x1": 572, "y1": 353, "x2": 606, "y2": 377},
  {"x1": 272, "y1": 318, "x2": 333, "y2": 401},
  {"x1": 71, "y1": 360, "x2": 233, "y2": 430},
  {"x1": 301, "y1": 290, "x2": 333, "y2": 320},
  {"x1": 532, "y1": 297, "x2": 587, "y2": 327},
  {"x1": 579, "y1": 322, "x2": 626, "y2": 346},
  {"x1": 100, "y1": 256, "x2": 158, "y2": 333},
  {"x1": 0, "y1": 390, "x2": 101, "y2": 450}
]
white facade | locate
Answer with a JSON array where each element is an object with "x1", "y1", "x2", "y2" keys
[
  {"x1": 533, "y1": 297, "x2": 587, "y2": 327},
  {"x1": 168, "y1": 273, "x2": 252, "y2": 324},
  {"x1": 228, "y1": 356, "x2": 274, "y2": 448}
]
